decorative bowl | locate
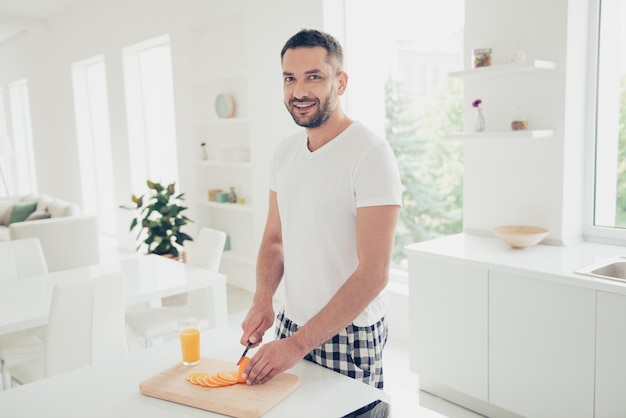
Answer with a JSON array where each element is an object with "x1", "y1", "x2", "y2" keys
[{"x1": 493, "y1": 225, "x2": 549, "y2": 249}]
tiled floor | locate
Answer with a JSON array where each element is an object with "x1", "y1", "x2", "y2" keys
[{"x1": 103, "y1": 239, "x2": 483, "y2": 418}]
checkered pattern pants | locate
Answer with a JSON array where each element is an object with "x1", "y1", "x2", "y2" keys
[{"x1": 275, "y1": 308, "x2": 388, "y2": 389}]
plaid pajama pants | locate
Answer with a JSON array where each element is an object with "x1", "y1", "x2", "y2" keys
[{"x1": 274, "y1": 308, "x2": 388, "y2": 389}]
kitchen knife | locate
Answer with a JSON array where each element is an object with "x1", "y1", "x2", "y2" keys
[{"x1": 236, "y1": 341, "x2": 251, "y2": 365}]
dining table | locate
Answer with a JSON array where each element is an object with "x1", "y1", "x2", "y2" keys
[
  {"x1": 0, "y1": 254, "x2": 228, "y2": 337},
  {"x1": 0, "y1": 328, "x2": 391, "y2": 417}
]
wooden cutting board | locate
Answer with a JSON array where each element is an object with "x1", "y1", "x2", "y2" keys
[{"x1": 139, "y1": 357, "x2": 300, "y2": 418}]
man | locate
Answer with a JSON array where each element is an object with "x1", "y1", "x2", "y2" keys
[{"x1": 240, "y1": 29, "x2": 401, "y2": 389}]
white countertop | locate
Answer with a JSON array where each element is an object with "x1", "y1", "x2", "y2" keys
[
  {"x1": 405, "y1": 233, "x2": 626, "y2": 295},
  {"x1": 0, "y1": 328, "x2": 389, "y2": 417}
]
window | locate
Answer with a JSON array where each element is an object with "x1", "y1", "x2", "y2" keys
[
  {"x1": 377, "y1": 0, "x2": 465, "y2": 268},
  {"x1": 591, "y1": 0, "x2": 626, "y2": 240},
  {"x1": 0, "y1": 88, "x2": 13, "y2": 196},
  {"x1": 9, "y1": 79, "x2": 37, "y2": 195},
  {"x1": 71, "y1": 55, "x2": 117, "y2": 236},
  {"x1": 122, "y1": 35, "x2": 179, "y2": 193}
]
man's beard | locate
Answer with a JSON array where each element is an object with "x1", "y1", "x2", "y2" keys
[{"x1": 286, "y1": 95, "x2": 334, "y2": 128}]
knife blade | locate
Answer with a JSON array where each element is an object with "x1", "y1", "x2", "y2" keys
[{"x1": 236, "y1": 341, "x2": 251, "y2": 365}]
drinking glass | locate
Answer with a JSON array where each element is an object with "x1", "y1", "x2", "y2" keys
[{"x1": 178, "y1": 318, "x2": 200, "y2": 366}]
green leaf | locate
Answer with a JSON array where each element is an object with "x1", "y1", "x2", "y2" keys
[{"x1": 127, "y1": 179, "x2": 194, "y2": 256}]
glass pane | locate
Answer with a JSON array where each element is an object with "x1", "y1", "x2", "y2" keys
[
  {"x1": 72, "y1": 56, "x2": 117, "y2": 236},
  {"x1": 595, "y1": 0, "x2": 626, "y2": 228},
  {"x1": 122, "y1": 35, "x2": 179, "y2": 193},
  {"x1": 9, "y1": 79, "x2": 37, "y2": 195},
  {"x1": 381, "y1": 0, "x2": 465, "y2": 268},
  {"x1": 137, "y1": 44, "x2": 178, "y2": 185}
]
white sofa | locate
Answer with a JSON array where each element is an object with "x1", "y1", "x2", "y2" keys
[{"x1": 0, "y1": 195, "x2": 100, "y2": 272}]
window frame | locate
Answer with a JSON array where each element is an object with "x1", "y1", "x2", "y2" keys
[{"x1": 584, "y1": 0, "x2": 626, "y2": 245}]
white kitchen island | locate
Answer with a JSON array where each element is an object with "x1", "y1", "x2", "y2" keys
[
  {"x1": 406, "y1": 233, "x2": 626, "y2": 418},
  {"x1": 0, "y1": 329, "x2": 390, "y2": 417}
]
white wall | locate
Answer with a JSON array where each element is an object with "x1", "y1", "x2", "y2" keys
[
  {"x1": 0, "y1": 0, "x2": 246, "y2": 243},
  {"x1": 0, "y1": 0, "x2": 594, "y2": 250},
  {"x1": 462, "y1": 0, "x2": 588, "y2": 245},
  {"x1": 0, "y1": 0, "x2": 340, "y2": 251}
]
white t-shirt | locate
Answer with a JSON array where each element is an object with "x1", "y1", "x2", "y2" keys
[{"x1": 269, "y1": 121, "x2": 402, "y2": 327}]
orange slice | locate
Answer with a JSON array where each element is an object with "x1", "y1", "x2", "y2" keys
[
  {"x1": 201, "y1": 374, "x2": 224, "y2": 388},
  {"x1": 195, "y1": 374, "x2": 212, "y2": 387},
  {"x1": 190, "y1": 372, "x2": 208, "y2": 385},
  {"x1": 213, "y1": 373, "x2": 237, "y2": 385},
  {"x1": 217, "y1": 371, "x2": 239, "y2": 383},
  {"x1": 186, "y1": 371, "x2": 203, "y2": 383}
]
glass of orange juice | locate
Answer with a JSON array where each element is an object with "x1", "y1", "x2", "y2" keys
[{"x1": 178, "y1": 318, "x2": 200, "y2": 366}]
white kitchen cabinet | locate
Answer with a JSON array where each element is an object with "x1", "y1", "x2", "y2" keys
[
  {"x1": 595, "y1": 291, "x2": 626, "y2": 418},
  {"x1": 489, "y1": 271, "x2": 596, "y2": 418},
  {"x1": 408, "y1": 255, "x2": 489, "y2": 401},
  {"x1": 406, "y1": 234, "x2": 626, "y2": 417}
]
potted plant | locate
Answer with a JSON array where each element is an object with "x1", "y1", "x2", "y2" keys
[{"x1": 128, "y1": 180, "x2": 193, "y2": 259}]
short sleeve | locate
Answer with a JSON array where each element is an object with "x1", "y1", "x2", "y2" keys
[{"x1": 354, "y1": 142, "x2": 402, "y2": 208}]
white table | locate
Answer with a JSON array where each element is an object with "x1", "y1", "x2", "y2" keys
[
  {"x1": 0, "y1": 329, "x2": 390, "y2": 417},
  {"x1": 0, "y1": 255, "x2": 228, "y2": 336}
]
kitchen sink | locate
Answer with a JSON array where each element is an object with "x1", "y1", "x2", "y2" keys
[{"x1": 576, "y1": 256, "x2": 626, "y2": 282}]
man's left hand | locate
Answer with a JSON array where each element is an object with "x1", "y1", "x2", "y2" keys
[{"x1": 242, "y1": 337, "x2": 305, "y2": 385}]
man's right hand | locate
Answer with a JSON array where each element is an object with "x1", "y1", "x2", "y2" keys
[{"x1": 240, "y1": 300, "x2": 275, "y2": 347}]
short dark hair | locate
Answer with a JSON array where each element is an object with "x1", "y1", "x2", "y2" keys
[{"x1": 280, "y1": 29, "x2": 344, "y2": 72}]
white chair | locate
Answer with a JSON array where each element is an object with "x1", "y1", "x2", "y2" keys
[
  {"x1": 0, "y1": 238, "x2": 48, "y2": 390},
  {"x1": 0, "y1": 238, "x2": 48, "y2": 281},
  {"x1": 8, "y1": 272, "x2": 127, "y2": 385},
  {"x1": 9, "y1": 215, "x2": 100, "y2": 272},
  {"x1": 125, "y1": 227, "x2": 227, "y2": 347},
  {"x1": 188, "y1": 227, "x2": 228, "y2": 272}
]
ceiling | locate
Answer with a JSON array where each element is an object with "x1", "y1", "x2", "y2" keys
[{"x1": 0, "y1": 0, "x2": 81, "y2": 46}]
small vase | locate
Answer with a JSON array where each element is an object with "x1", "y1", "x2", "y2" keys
[
  {"x1": 201, "y1": 147, "x2": 208, "y2": 160},
  {"x1": 228, "y1": 187, "x2": 237, "y2": 203},
  {"x1": 474, "y1": 108, "x2": 485, "y2": 132}
]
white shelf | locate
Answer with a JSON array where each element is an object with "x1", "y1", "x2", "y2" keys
[
  {"x1": 449, "y1": 129, "x2": 555, "y2": 140},
  {"x1": 199, "y1": 201, "x2": 254, "y2": 212},
  {"x1": 197, "y1": 160, "x2": 251, "y2": 168},
  {"x1": 448, "y1": 60, "x2": 556, "y2": 79},
  {"x1": 191, "y1": 20, "x2": 254, "y2": 281}
]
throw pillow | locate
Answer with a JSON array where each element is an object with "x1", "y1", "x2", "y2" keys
[
  {"x1": 25, "y1": 209, "x2": 52, "y2": 221},
  {"x1": 47, "y1": 199, "x2": 67, "y2": 218},
  {"x1": 0, "y1": 200, "x2": 16, "y2": 225},
  {"x1": 47, "y1": 198, "x2": 80, "y2": 218},
  {"x1": 36, "y1": 194, "x2": 54, "y2": 212},
  {"x1": 7, "y1": 201, "x2": 37, "y2": 225}
]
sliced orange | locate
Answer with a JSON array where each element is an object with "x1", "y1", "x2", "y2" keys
[
  {"x1": 201, "y1": 374, "x2": 224, "y2": 388},
  {"x1": 186, "y1": 371, "x2": 204, "y2": 383},
  {"x1": 214, "y1": 374, "x2": 237, "y2": 386},
  {"x1": 185, "y1": 359, "x2": 250, "y2": 387},
  {"x1": 217, "y1": 370, "x2": 239, "y2": 383},
  {"x1": 193, "y1": 372, "x2": 208, "y2": 385},
  {"x1": 237, "y1": 357, "x2": 250, "y2": 383},
  {"x1": 195, "y1": 374, "x2": 211, "y2": 387}
]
